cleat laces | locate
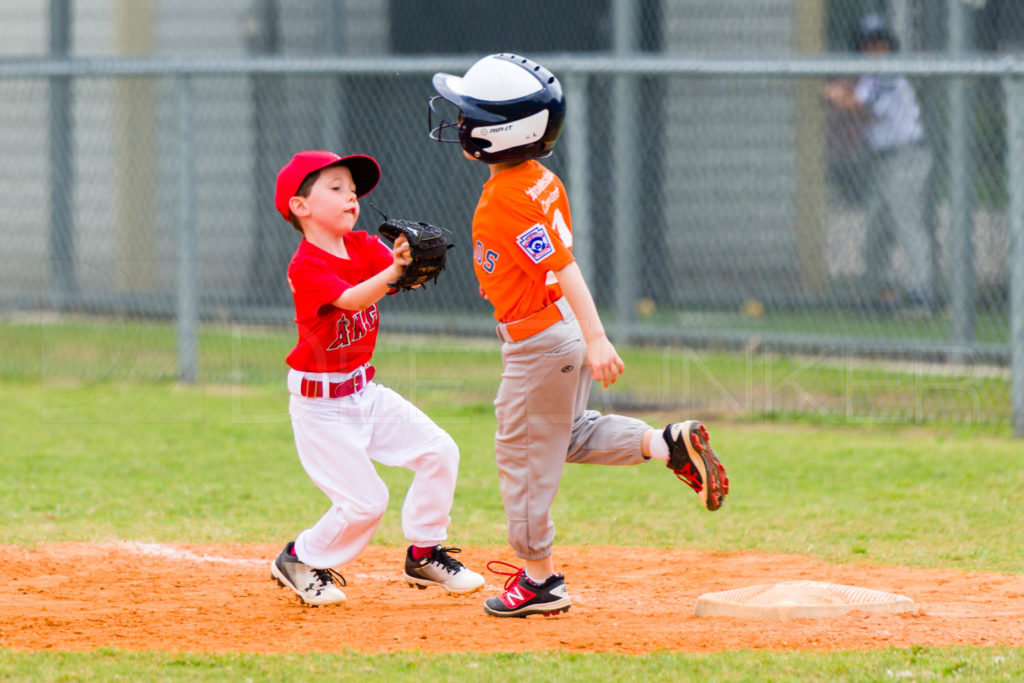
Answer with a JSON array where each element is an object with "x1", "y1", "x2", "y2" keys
[
  {"x1": 487, "y1": 560, "x2": 526, "y2": 591},
  {"x1": 312, "y1": 567, "x2": 346, "y2": 590},
  {"x1": 673, "y1": 461, "x2": 703, "y2": 493},
  {"x1": 430, "y1": 546, "x2": 467, "y2": 573}
]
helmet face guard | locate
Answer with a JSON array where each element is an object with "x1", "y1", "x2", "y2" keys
[
  {"x1": 428, "y1": 53, "x2": 566, "y2": 163},
  {"x1": 427, "y1": 95, "x2": 465, "y2": 145}
]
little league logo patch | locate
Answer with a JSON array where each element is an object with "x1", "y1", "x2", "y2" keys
[{"x1": 516, "y1": 224, "x2": 555, "y2": 264}]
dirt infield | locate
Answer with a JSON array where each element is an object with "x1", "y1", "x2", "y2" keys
[{"x1": 3, "y1": 543, "x2": 1024, "y2": 654}]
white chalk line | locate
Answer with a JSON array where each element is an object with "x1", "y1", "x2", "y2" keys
[
  {"x1": 119, "y1": 541, "x2": 264, "y2": 567},
  {"x1": 116, "y1": 541, "x2": 502, "y2": 588},
  {"x1": 117, "y1": 542, "x2": 396, "y2": 582}
]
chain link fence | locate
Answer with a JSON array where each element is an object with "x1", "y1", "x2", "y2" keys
[{"x1": 1, "y1": 0, "x2": 1023, "y2": 432}]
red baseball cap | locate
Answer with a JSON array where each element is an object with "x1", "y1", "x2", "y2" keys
[{"x1": 274, "y1": 150, "x2": 381, "y2": 222}]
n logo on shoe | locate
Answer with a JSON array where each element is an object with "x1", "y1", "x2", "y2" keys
[{"x1": 501, "y1": 584, "x2": 537, "y2": 608}]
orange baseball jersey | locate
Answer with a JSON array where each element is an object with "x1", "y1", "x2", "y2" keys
[{"x1": 471, "y1": 160, "x2": 575, "y2": 323}]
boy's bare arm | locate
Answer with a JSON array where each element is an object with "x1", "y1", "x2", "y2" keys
[
  {"x1": 553, "y1": 261, "x2": 624, "y2": 387},
  {"x1": 824, "y1": 80, "x2": 872, "y2": 121},
  {"x1": 332, "y1": 237, "x2": 411, "y2": 310}
]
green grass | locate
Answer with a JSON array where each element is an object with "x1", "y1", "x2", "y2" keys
[
  {"x1": 668, "y1": 306, "x2": 1011, "y2": 346},
  {"x1": 3, "y1": 375, "x2": 1022, "y2": 571},
  {"x1": 1, "y1": 316, "x2": 1023, "y2": 679},
  {"x1": 1, "y1": 647, "x2": 1023, "y2": 682},
  {"x1": 0, "y1": 316, "x2": 1012, "y2": 428}
]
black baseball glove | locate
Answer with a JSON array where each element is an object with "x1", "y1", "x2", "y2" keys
[{"x1": 377, "y1": 215, "x2": 453, "y2": 291}]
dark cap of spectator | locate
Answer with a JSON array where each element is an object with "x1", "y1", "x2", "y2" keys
[{"x1": 855, "y1": 13, "x2": 899, "y2": 52}]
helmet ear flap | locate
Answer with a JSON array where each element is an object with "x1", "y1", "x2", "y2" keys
[
  {"x1": 458, "y1": 122, "x2": 484, "y2": 159},
  {"x1": 463, "y1": 109, "x2": 553, "y2": 159}
]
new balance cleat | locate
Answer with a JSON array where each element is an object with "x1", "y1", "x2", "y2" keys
[
  {"x1": 270, "y1": 542, "x2": 347, "y2": 606},
  {"x1": 483, "y1": 561, "x2": 571, "y2": 618},
  {"x1": 404, "y1": 545, "x2": 485, "y2": 595},
  {"x1": 664, "y1": 420, "x2": 729, "y2": 511}
]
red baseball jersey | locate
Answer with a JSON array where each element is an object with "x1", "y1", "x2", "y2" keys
[
  {"x1": 286, "y1": 232, "x2": 393, "y2": 372},
  {"x1": 471, "y1": 160, "x2": 575, "y2": 323}
]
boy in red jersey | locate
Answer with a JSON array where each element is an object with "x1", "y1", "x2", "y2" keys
[
  {"x1": 429, "y1": 55, "x2": 729, "y2": 617},
  {"x1": 269, "y1": 150, "x2": 483, "y2": 606}
]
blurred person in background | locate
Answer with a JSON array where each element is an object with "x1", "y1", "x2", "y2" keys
[{"x1": 824, "y1": 13, "x2": 936, "y2": 314}]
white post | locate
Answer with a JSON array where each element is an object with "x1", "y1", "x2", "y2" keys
[
  {"x1": 947, "y1": 0, "x2": 977, "y2": 352},
  {"x1": 565, "y1": 73, "x2": 593, "y2": 288},
  {"x1": 1006, "y1": 75, "x2": 1024, "y2": 438},
  {"x1": 176, "y1": 75, "x2": 198, "y2": 384},
  {"x1": 612, "y1": 0, "x2": 639, "y2": 342}
]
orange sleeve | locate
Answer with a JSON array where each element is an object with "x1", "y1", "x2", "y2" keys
[{"x1": 489, "y1": 187, "x2": 573, "y2": 277}]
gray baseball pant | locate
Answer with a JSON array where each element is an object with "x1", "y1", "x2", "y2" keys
[
  {"x1": 493, "y1": 299, "x2": 650, "y2": 561},
  {"x1": 865, "y1": 144, "x2": 934, "y2": 297}
]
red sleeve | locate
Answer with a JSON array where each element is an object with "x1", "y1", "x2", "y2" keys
[
  {"x1": 288, "y1": 253, "x2": 348, "y2": 319},
  {"x1": 363, "y1": 233, "x2": 395, "y2": 275}
]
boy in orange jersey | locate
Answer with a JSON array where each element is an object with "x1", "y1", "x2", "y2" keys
[{"x1": 429, "y1": 54, "x2": 729, "y2": 618}]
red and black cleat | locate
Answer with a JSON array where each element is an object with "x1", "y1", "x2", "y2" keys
[
  {"x1": 664, "y1": 420, "x2": 729, "y2": 511},
  {"x1": 483, "y1": 561, "x2": 572, "y2": 618}
]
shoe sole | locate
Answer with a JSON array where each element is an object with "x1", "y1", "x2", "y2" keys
[
  {"x1": 270, "y1": 559, "x2": 346, "y2": 607},
  {"x1": 681, "y1": 420, "x2": 728, "y2": 512},
  {"x1": 483, "y1": 598, "x2": 572, "y2": 618},
  {"x1": 403, "y1": 572, "x2": 485, "y2": 595}
]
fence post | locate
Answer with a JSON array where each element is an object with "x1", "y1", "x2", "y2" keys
[
  {"x1": 1007, "y1": 75, "x2": 1024, "y2": 438},
  {"x1": 48, "y1": 0, "x2": 74, "y2": 307},
  {"x1": 794, "y1": 0, "x2": 827, "y2": 296},
  {"x1": 611, "y1": 0, "x2": 639, "y2": 342},
  {"x1": 947, "y1": 0, "x2": 977, "y2": 354},
  {"x1": 114, "y1": 0, "x2": 157, "y2": 294},
  {"x1": 565, "y1": 73, "x2": 593, "y2": 289},
  {"x1": 175, "y1": 75, "x2": 198, "y2": 384}
]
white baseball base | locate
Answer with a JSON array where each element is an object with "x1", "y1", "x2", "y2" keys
[{"x1": 694, "y1": 580, "x2": 916, "y2": 619}]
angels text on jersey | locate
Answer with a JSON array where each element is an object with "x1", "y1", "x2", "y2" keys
[{"x1": 326, "y1": 304, "x2": 379, "y2": 350}]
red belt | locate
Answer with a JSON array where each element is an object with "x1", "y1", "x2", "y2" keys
[
  {"x1": 299, "y1": 366, "x2": 374, "y2": 398},
  {"x1": 498, "y1": 300, "x2": 564, "y2": 342}
]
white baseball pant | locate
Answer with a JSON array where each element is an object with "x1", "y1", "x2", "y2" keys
[{"x1": 287, "y1": 368, "x2": 458, "y2": 569}]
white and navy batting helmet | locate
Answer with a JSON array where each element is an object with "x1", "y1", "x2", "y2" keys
[{"x1": 429, "y1": 53, "x2": 566, "y2": 163}]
